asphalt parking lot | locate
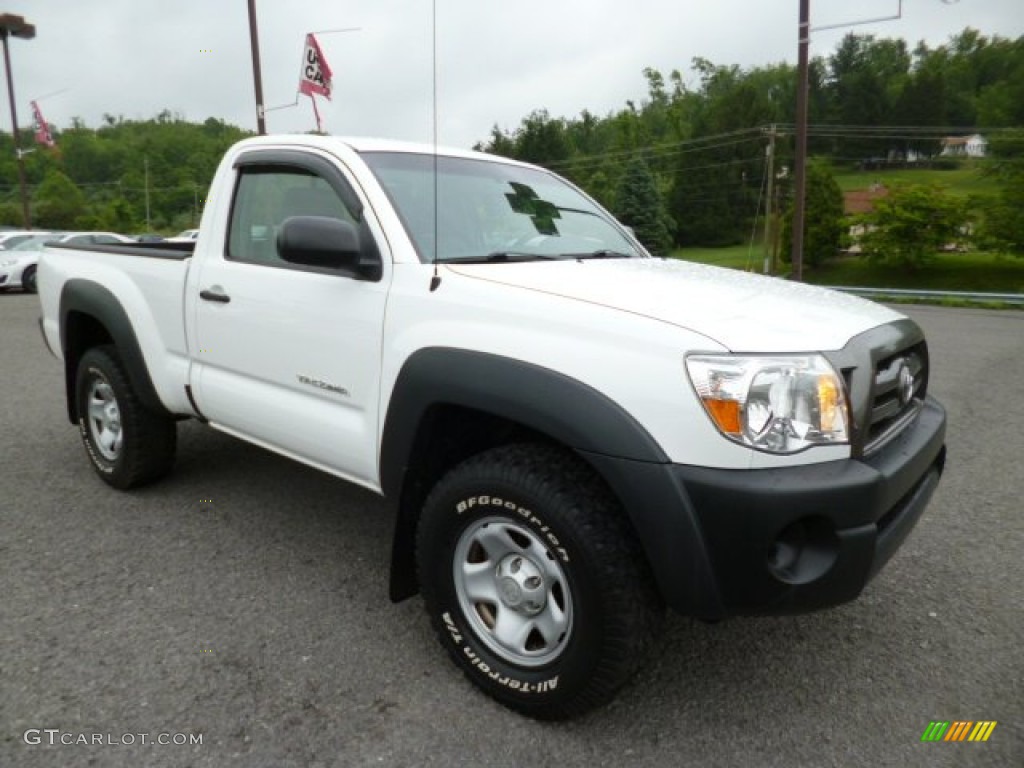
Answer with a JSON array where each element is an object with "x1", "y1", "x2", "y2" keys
[{"x1": 1, "y1": 292, "x2": 1021, "y2": 768}]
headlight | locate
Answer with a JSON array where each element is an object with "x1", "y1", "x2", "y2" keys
[
  {"x1": 686, "y1": 354, "x2": 849, "y2": 454},
  {"x1": 0, "y1": 258, "x2": 17, "y2": 268}
]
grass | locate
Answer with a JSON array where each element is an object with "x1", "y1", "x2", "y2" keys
[
  {"x1": 670, "y1": 244, "x2": 765, "y2": 271},
  {"x1": 830, "y1": 162, "x2": 1000, "y2": 198},
  {"x1": 673, "y1": 247, "x2": 1024, "y2": 296},
  {"x1": 670, "y1": 159, "x2": 1024, "y2": 302},
  {"x1": 804, "y1": 252, "x2": 1024, "y2": 293}
]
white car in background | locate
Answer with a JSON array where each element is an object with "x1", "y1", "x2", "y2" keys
[
  {"x1": 0, "y1": 230, "x2": 45, "y2": 251},
  {"x1": 48, "y1": 232, "x2": 136, "y2": 247},
  {"x1": 1, "y1": 232, "x2": 133, "y2": 293},
  {"x1": 0, "y1": 233, "x2": 59, "y2": 293},
  {"x1": 166, "y1": 228, "x2": 199, "y2": 243}
]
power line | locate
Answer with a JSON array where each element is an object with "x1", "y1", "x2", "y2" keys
[
  {"x1": 783, "y1": 123, "x2": 1020, "y2": 134},
  {"x1": 539, "y1": 128, "x2": 765, "y2": 171},
  {"x1": 522, "y1": 122, "x2": 1018, "y2": 175},
  {"x1": 547, "y1": 138, "x2": 765, "y2": 175}
]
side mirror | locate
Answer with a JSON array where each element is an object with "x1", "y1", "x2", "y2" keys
[{"x1": 277, "y1": 216, "x2": 381, "y2": 280}]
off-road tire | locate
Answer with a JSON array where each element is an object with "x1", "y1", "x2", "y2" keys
[
  {"x1": 416, "y1": 443, "x2": 664, "y2": 720},
  {"x1": 75, "y1": 345, "x2": 177, "y2": 489}
]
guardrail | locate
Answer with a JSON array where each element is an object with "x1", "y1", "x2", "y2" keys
[{"x1": 826, "y1": 286, "x2": 1024, "y2": 306}]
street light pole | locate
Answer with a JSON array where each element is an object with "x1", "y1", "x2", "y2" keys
[
  {"x1": 246, "y1": 0, "x2": 267, "y2": 135},
  {"x1": 0, "y1": 13, "x2": 35, "y2": 229}
]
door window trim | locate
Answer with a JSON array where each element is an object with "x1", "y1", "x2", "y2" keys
[{"x1": 224, "y1": 149, "x2": 382, "y2": 279}]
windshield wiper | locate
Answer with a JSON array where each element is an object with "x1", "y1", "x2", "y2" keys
[
  {"x1": 441, "y1": 252, "x2": 558, "y2": 264},
  {"x1": 566, "y1": 249, "x2": 633, "y2": 260}
]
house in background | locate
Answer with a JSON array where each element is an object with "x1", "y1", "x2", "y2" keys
[{"x1": 940, "y1": 134, "x2": 987, "y2": 157}]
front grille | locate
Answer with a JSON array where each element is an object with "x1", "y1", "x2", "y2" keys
[
  {"x1": 865, "y1": 341, "x2": 928, "y2": 452},
  {"x1": 826, "y1": 318, "x2": 930, "y2": 457}
]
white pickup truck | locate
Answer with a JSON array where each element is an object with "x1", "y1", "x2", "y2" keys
[{"x1": 38, "y1": 135, "x2": 946, "y2": 719}]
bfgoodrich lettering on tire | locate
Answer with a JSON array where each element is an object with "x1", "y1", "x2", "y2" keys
[
  {"x1": 416, "y1": 443, "x2": 664, "y2": 719},
  {"x1": 75, "y1": 345, "x2": 177, "y2": 490}
]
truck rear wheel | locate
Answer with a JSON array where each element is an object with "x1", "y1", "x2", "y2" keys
[
  {"x1": 75, "y1": 345, "x2": 177, "y2": 489},
  {"x1": 416, "y1": 443, "x2": 663, "y2": 719}
]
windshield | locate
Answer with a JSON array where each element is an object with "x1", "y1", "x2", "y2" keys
[
  {"x1": 12, "y1": 235, "x2": 60, "y2": 251},
  {"x1": 361, "y1": 152, "x2": 644, "y2": 263}
]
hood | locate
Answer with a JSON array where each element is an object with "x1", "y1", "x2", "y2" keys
[{"x1": 446, "y1": 257, "x2": 903, "y2": 352}]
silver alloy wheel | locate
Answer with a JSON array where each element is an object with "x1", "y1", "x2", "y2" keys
[
  {"x1": 453, "y1": 516, "x2": 573, "y2": 667},
  {"x1": 87, "y1": 379, "x2": 123, "y2": 461}
]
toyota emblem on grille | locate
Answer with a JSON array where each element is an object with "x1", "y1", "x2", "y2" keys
[{"x1": 898, "y1": 362, "x2": 915, "y2": 406}]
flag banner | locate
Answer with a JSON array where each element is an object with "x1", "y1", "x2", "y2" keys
[
  {"x1": 298, "y1": 34, "x2": 333, "y2": 99},
  {"x1": 31, "y1": 100, "x2": 56, "y2": 148}
]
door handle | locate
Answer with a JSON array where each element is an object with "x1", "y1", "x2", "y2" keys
[{"x1": 199, "y1": 287, "x2": 231, "y2": 303}]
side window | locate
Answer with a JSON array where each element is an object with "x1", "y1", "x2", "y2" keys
[{"x1": 227, "y1": 166, "x2": 357, "y2": 266}]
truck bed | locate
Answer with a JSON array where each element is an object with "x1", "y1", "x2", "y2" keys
[
  {"x1": 47, "y1": 240, "x2": 195, "y2": 260},
  {"x1": 39, "y1": 239, "x2": 197, "y2": 419}
]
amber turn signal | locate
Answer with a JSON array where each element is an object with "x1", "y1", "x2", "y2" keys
[{"x1": 702, "y1": 397, "x2": 742, "y2": 435}]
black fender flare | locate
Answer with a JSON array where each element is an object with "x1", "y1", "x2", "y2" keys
[
  {"x1": 380, "y1": 347, "x2": 669, "y2": 497},
  {"x1": 59, "y1": 279, "x2": 171, "y2": 423},
  {"x1": 380, "y1": 347, "x2": 722, "y2": 615}
]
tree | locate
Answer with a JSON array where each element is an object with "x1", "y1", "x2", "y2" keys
[
  {"x1": 34, "y1": 170, "x2": 87, "y2": 229},
  {"x1": 512, "y1": 110, "x2": 570, "y2": 167},
  {"x1": 975, "y1": 129, "x2": 1024, "y2": 254},
  {"x1": 978, "y1": 182, "x2": 1024, "y2": 254},
  {"x1": 892, "y1": 61, "x2": 947, "y2": 155},
  {"x1": 856, "y1": 184, "x2": 968, "y2": 270},
  {"x1": 827, "y1": 34, "x2": 911, "y2": 146},
  {"x1": 614, "y1": 156, "x2": 673, "y2": 256},
  {"x1": 475, "y1": 124, "x2": 517, "y2": 157},
  {"x1": 780, "y1": 161, "x2": 845, "y2": 268},
  {"x1": 102, "y1": 197, "x2": 140, "y2": 233},
  {"x1": 0, "y1": 201, "x2": 24, "y2": 227}
]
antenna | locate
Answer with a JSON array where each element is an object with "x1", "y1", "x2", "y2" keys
[
  {"x1": 429, "y1": 0, "x2": 441, "y2": 291},
  {"x1": 30, "y1": 87, "x2": 70, "y2": 102}
]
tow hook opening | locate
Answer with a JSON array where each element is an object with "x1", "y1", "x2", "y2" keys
[{"x1": 768, "y1": 516, "x2": 839, "y2": 585}]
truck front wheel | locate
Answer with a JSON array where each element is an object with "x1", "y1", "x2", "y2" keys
[
  {"x1": 416, "y1": 443, "x2": 663, "y2": 719},
  {"x1": 75, "y1": 345, "x2": 177, "y2": 489}
]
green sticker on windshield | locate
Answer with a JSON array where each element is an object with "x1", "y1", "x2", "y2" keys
[{"x1": 505, "y1": 182, "x2": 560, "y2": 236}]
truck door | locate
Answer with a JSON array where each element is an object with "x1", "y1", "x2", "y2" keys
[{"x1": 186, "y1": 148, "x2": 390, "y2": 491}]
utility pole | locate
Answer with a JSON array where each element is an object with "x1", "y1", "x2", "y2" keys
[
  {"x1": 790, "y1": 1, "x2": 904, "y2": 280},
  {"x1": 790, "y1": 0, "x2": 810, "y2": 282},
  {"x1": 247, "y1": 0, "x2": 267, "y2": 135},
  {"x1": 0, "y1": 13, "x2": 35, "y2": 229},
  {"x1": 763, "y1": 124, "x2": 777, "y2": 275},
  {"x1": 144, "y1": 156, "x2": 151, "y2": 230}
]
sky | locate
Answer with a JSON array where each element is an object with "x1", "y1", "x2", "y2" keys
[{"x1": 7, "y1": 0, "x2": 1024, "y2": 150}]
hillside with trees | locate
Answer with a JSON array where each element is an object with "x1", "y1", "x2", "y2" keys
[
  {"x1": 1, "y1": 27, "x2": 1022, "y2": 258},
  {"x1": 476, "y1": 28, "x2": 1024, "y2": 260},
  {"x1": 0, "y1": 112, "x2": 250, "y2": 233}
]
